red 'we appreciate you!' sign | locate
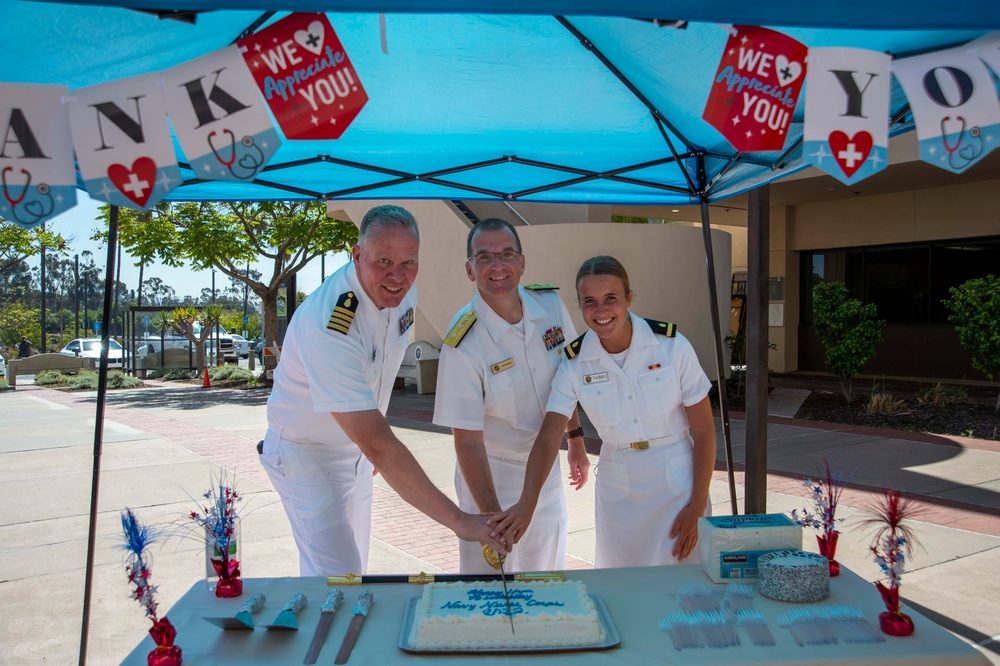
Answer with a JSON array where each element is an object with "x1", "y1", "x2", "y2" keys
[
  {"x1": 238, "y1": 13, "x2": 367, "y2": 140},
  {"x1": 702, "y1": 25, "x2": 808, "y2": 153}
]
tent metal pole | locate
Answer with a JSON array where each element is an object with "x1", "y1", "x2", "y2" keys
[
  {"x1": 744, "y1": 186, "x2": 770, "y2": 514},
  {"x1": 78, "y1": 205, "x2": 119, "y2": 666},
  {"x1": 696, "y1": 157, "x2": 738, "y2": 515},
  {"x1": 555, "y1": 16, "x2": 698, "y2": 155}
]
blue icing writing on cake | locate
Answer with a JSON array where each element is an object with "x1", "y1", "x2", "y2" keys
[{"x1": 409, "y1": 580, "x2": 604, "y2": 649}]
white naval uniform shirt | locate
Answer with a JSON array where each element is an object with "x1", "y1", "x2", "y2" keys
[
  {"x1": 434, "y1": 287, "x2": 577, "y2": 573},
  {"x1": 261, "y1": 261, "x2": 416, "y2": 576},
  {"x1": 266, "y1": 260, "x2": 416, "y2": 444},
  {"x1": 546, "y1": 312, "x2": 712, "y2": 568}
]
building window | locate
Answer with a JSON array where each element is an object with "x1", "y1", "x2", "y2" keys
[{"x1": 800, "y1": 236, "x2": 1000, "y2": 325}]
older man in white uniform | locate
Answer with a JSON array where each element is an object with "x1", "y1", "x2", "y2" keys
[
  {"x1": 434, "y1": 218, "x2": 589, "y2": 574},
  {"x1": 260, "y1": 205, "x2": 504, "y2": 576}
]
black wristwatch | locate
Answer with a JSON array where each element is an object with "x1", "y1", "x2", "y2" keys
[{"x1": 565, "y1": 427, "x2": 585, "y2": 440}]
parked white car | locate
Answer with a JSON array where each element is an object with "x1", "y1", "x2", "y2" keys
[
  {"x1": 60, "y1": 338, "x2": 124, "y2": 368},
  {"x1": 229, "y1": 333, "x2": 252, "y2": 359},
  {"x1": 0, "y1": 352, "x2": 6, "y2": 377}
]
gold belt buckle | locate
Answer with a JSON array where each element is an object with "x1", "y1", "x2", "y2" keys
[{"x1": 630, "y1": 441, "x2": 649, "y2": 450}]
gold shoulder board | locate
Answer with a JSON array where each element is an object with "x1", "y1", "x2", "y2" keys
[
  {"x1": 564, "y1": 332, "x2": 587, "y2": 360},
  {"x1": 327, "y1": 291, "x2": 359, "y2": 334},
  {"x1": 443, "y1": 311, "x2": 477, "y2": 347},
  {"x1": 644, "y1": 318, "x2": 677, "y2": 337}
]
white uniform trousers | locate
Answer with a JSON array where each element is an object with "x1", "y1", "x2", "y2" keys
[
  {"x1": 260, "y1": 428, "x2": 373, "y2": 577},
  {"x1": 456, "y1": 454, "x2": 567, "y2": 574},
  {"x1": 594, "y1": 436, "x2": 710, "y2": 568}
]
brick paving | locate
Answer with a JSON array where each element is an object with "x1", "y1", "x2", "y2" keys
[{"x1": 22, "y1": 381, "x2": 1000, "y2": 574}]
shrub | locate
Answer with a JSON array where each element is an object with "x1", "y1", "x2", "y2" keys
[
  {"x1": 915, "y1": 382, "x2": 969, "y2": 407},
  {"x1": 163, "y1": 369, "x2": 194, "y2": 381},
  {"x1": 813, "y1": 281, "x2": 885, "y2": 404},
  {"x1": 107, "y1": 370, "x2": 144, "y2": 389},
  {"x1": 942, "y1": 274, "x2": 1000, "y2": 411},
  {"x1": 209, "y1": 366, "x2": 253, "y2": 382},
  {"x1": 68, "y1": 372, "x2": 99, "y2": 390},
  {"x1": 0, "y1": 377, "x2": 8, "y2": 388},
  {"x1": 864, "y1": 387, "x2": 909, "y2": 416},
  {"x1": 34, "y1": 369, "x2": 68, "y2": 386}
]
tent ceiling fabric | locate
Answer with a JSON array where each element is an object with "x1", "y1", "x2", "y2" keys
[
  {"x1": 23, "y1": 0, "x2": 1000, "y2": 30},
  {"x1": 2, "y1": 1, "x2": 997, "y2": 206}
]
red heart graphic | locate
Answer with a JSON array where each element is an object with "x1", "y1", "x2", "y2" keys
[
  {"x1": 107, "y1": 157, "x2": 157, "y2": 207},
  {"x1": 828, "y1": 131, "x2": 873, "y2": 178}
]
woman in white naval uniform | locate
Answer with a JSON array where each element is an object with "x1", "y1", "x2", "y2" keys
[{"x1": 491, "y1": 255, "x2": 716, "y2": 567}]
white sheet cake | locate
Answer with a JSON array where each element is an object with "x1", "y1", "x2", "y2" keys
[{"x1": 408, "y1": 579, "x2": 605, "y2": 650}]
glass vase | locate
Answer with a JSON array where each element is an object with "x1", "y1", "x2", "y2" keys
[
  {"x1": 205, "y1": 518, "x2": 241, "y2": 595},
  {"x1": 817, "y1": 532, "x2": 840, "y2": 577}
]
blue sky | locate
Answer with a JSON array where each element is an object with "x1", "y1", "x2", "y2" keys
[{"x1": 37, "y1": 192, "x2": 351, "y2": 302}]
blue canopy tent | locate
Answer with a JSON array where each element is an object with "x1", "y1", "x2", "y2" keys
[{"x1": 3, "y1": 3, "x2": 999, "y2": 662}]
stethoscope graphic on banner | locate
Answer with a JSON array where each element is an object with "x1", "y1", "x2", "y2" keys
[
  {"x1": 1, "y1": 166, "x2": 54, "y2": 226},
  {"x1": 940, "y1": 115, "x2": 983, "y2": 171},
  {"x1": 208, "y1": 129, "x2": 265, "y2": 181}
]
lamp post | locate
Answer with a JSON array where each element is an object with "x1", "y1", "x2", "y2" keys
[
  {"x1": 81, "y1": 250, "x2": 92, "y2": 335},
  {"x1": 211, "y1": 268, "x2": 218, "y2": 366},
  {"x1": 242, "y1": 262, "x2": 249, "y2": 337},
  {"x1": 40, "y1": 226, "x2": 47, "y2": 353},
  {"x1": 74, "y1": 254, "x2": 80, "y2": 339}
]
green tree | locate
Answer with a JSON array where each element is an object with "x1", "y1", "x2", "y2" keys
[
  {"x1": 98, "y1": 201, "x2": 357, "y2": 372},
  {"x1": 0, "y1": 219, "x2": 65, "y2": 277},
  {"x1": 0, "y1": 302, "x2": 41, "y2": 353},
  {"x1": 169, "y1": 304, "x2": 222, "y2": 377},
  {"x1": 813, "y1": 281, "x2": 885, "y2": 404},
  {"x1": 942, "y1": 274, "x2": 1000, "y2": 411}
]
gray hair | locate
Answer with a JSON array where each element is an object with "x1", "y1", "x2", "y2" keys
[
  {"x1": 466, "y1": 217, "x2": 522, "y2": 258},
  {"x1": 358, "y1": 205, "x2": 419, "y2": 246}
]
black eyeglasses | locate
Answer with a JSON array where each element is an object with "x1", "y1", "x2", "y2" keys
[{"x1": 469, "y1": 251, "x2": 522, "y2": 266}]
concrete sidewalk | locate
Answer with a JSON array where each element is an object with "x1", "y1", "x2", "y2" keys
[{"x1": 0, "y1": 381, "x2": 997, "y2": 664}]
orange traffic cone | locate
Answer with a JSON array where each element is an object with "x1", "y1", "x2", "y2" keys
[{"x1": 202, "y1": 367, "x2": 211, "y2": 388}]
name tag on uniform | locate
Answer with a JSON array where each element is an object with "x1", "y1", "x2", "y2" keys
[
  {"x1": 491, "y1": 358, "x2": 516, "y2": 374},
  {"x1": 584, "y1": 372, "x2": 609, "y2": 384}
]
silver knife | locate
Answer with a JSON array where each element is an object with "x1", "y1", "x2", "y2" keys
[
  {"x1": 499, "y1": 556, "x2": 515, "y2": 634},
  {"x1": 303, "y1": 589, "x2": 344, "y2": 664},
  {"x1": 483, "y1": 545, "x2": 515, "y2": 634},
  {"x1": 334, "y1": 590, "x2": 373, "y2": 664},
  {"x1": 203, "y1": 592, "x2": 266, "y2": 630},
  {"x1": 266, "y1": 592, "x2": 307, "y2": 630}
]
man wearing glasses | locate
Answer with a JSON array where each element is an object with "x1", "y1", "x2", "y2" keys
[{"x1": 434, "y1": 218, "x2": 590, "y2": 573}]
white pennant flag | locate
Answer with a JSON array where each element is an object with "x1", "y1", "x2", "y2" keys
[
  {"x1": 892, "y1": 44, "x2": 1000, "y2": 174},
  {"x1": 803, "y1": 48, "x2": 891, "y2": 185},
  {"x1": 966, "y1": 31, "x2": 1000, "y2": 77},
  {"x1": 0, "y1": 83, "x2": 78, "y2": 228},
  {"x1": 163, "y1": 45, "x2": 281, "y2": 182},
  {"x1": 69, "y1": 73, "x2": 181, "y2": 209}
]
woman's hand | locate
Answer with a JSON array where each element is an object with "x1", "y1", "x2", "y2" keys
[
  {"x1": 669, "y1": 503, "x2": 703, "y2": 561},
  {"x1": 566, "y1": 439, "x2": 591, "y2": 490},
  {"x1": 487, "y1": 500, "x2": 537, "y2": 547}
]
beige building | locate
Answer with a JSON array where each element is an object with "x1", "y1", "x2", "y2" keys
[{"x1": 332, "y1": 131, "x2": 1000, "y2": 383}]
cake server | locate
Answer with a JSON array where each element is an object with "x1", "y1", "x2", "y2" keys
[
  {"x1": 266, "y1": 592, "x2": 307, "y2": 630},
  {"x1": 334, "y1": 589, "x2": 373, "y2": 664},
  {"x1": 302, "y1": 589, "x2": 344, "y2": 664},
  {"x1": 203, "y1": 592, "x2": 266, "y2": 630}
]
